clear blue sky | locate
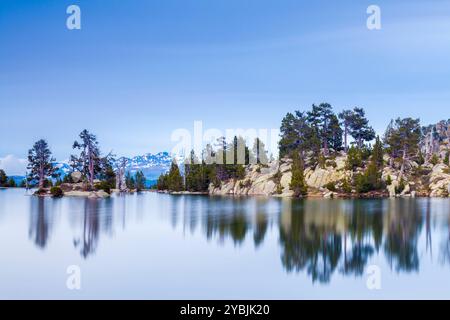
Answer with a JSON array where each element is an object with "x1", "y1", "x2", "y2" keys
[{"x1": 1, "y1": 0, "x2": 450, "y2": 173}]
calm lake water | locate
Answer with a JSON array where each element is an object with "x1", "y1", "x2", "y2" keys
[{"x1": 1, "y1": 188, "x2": 450, "y2": 299}]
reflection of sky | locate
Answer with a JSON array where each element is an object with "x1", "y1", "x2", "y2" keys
[
  {"x1": 1, "y1": 189, "x2": 450, "y2": 299},
  {"x1": 1, "y1": 0, "x2": 450, "y2": 162}
]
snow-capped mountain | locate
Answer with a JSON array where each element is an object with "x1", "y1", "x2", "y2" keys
[
  {"x1": 121, "y1": 152, "x2": 182, "y2": 184},
  {"x1": 53, "y1": 162, "x2": 72, "y2": 178},
  {"x1": 51, "y1": 152, "x2": 183, "y2": 186}
]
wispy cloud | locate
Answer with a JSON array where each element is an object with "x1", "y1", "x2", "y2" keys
[{"x1": 0, "y1": 155, "x2": 27, "y2": 176}]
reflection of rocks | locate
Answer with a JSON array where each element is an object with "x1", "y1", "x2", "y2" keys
[{"x1": 62, "y1": 188, "x2": 110, "y2": 199}]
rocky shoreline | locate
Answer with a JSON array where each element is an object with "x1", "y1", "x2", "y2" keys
[
  {"x1": 204, "y1": 154, "x2": 450, "y2": 199},
  {"x1": 27, "y1": 151, "x2": 450, "y2": 199}
]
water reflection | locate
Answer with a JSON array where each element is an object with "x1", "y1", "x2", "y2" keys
[
  {"x1": 29, "y1": 197, "x2": 55, "y2": 249},
  {"x1": 24, "y1": 192, "x2": 450, "y2": 284}
]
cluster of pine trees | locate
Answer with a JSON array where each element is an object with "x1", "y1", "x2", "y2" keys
[
  {"x1": 26, "y1": 130, "x2": 147, "y2": 193},
  {"x1": 280, "y1": 103, "x2": 445, "y2": 195},
  {"x1": 157, "y1": 103, "x2": 443, "y2": 196},
  {"x1": 279, "y1": 104, "x2": 376, "y2": 195},
  {"x1": 0, "y1": 169, "x2": 25, "y2": 188},
  {"x1": 157, "y1": 137, "x2": 270, "y2": 192}
]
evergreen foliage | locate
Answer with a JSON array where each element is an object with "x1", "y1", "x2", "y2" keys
[
  {"x1": 27, "y1": 139, "x2": 56, "y2": 188},
  {"x1": 290, "y1": 151, "x2": 308, "y2": 197}
]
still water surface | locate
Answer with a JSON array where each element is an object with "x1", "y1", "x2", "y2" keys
[{"x1": 1, "y1": 188, "x2": 450, "y2": 299}]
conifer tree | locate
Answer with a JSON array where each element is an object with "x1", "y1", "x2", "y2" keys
[
  {"x1": 372, "y1": 136, "x2": 384, "y2": 169},
  {"x1": 7, "y1": 177, "x2": 16, "y2": 188},
  {"x1": 0, "y1": 169, "x2": 7, "y2": 187},
  {"x1": 135, "y1": 171, "x2": 146, "y2": 191},
  {"x1": 384, "y1": 118, "x2": 421, "y2": 175},
  {"x1": 307, "y1": 103, "x2": 335, "y2": 155},
  {"x1": 27, "y1": 139, "x2": 56, "y2": 188},
  {"x1": 338, "y1": 109, "x2": 354, "y2": 152},
  {"x1": 125, "y1": 171, "x2": 135, "y2": 189},
  {"x1": 252, "y1": 138, "x2": 269, "y2": 164},
  {"x1": 71, "y1": 129, "x2": 102, "y2": 189},
  {"x1": 348, "y1": 107, "x2": 375, "y2": 148},
  {"x1": 328, "y1": 114, "x2": 343, "y2": 152},
  {"x1": 290, "y1": 150, "x2": 308, "y2": 197},
  {"x1": 167, "y1": 161, "x2": 184, "y2": 191}
]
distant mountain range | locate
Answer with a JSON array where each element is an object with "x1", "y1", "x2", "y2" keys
[
  {"x1": 119, "y1": 152, "x2": 182, "y2": 186},
  {"x1": 14, "y1": 152, "x2": 181, "y2": 187}
]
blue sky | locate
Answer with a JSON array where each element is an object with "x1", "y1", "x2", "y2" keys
[{"x1": 1, "y1": 0, "x2": 450, "y2": 174}]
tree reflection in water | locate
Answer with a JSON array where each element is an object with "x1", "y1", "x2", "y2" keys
[
  {"x1": 26, "y1": 193, "x2": 450, "y2": 282},
  {"x1": 29, "y1": 197, "x2": 56, "y2": 249}
]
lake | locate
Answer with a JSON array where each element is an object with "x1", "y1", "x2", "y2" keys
[{"x1": 1, "y1": 188, "x2": 450, "y2": 299}]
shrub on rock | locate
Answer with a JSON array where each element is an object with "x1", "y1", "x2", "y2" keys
[{"x1": 50, "y1": 186, "x2": 64, "y2": 198}]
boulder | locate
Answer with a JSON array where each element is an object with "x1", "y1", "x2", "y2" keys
[
  {"x1": 305, "y1": 167, "x2": 344, "y2": 188},
  {"x1": 71, "y1": 171, "x2": 82, "y2": 183},
  {"x1": 279, "y1": 162, "x2": 292, "y2": 173},
  {"x1": 323, "y1": 191, "x2": 336, "y2": 199},
  {"x1": 280, "y1": 172, "x2": 292, "y2": 192},
  {"x1": 400, "y1": 183, "x2": 410, "y2": 196},
  {"x1": 89, "y1": 190, "x2": 110, "y2": 198},
  {"x1": 387, "y1": 182, "x2": 397, "y2": 198},
  {"x1": 334, "y1": 156, "x2": 347, "y2": 170},
  {"x1": 60, "y1": 183, "x2": 74, "y2": 192},
  {"x1": 429, "y1": 164, "x2": 450, "y2": 197}
]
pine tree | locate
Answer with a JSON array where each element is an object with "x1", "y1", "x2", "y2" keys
[
  {"x1": 290, "y1": 151, "x2": 308, "y2": 197},
  {"x1": 338, "y1": 109, "x2": 354, "y2": 152},
  {"x1": 19, "y1": 179, "x2": 27, "y2": 188},
  {"x1": 185, "y1": 150, "x2": 208, "y2": 192},
  {"x1": 252, "y1": 138, "x2": 269, "y2": 164},
  {"x1": 0, "y1": 169, "x2": 7, "y2": 187},
  {"x1": 307, "y1": 103, "x2": 335, "y2": 155},
  {"x1": 27, "y1": 139, "x2": 56, "y2": 188},
  {"x1": 167, "y1": 161, "x2": 184, "y2": 191},
  {"x1": 99, "y1": 160, "x2": 116, "y2": 189},
  {"x1": 279, "y1": 110, "x2": 320, "y2": 163},
  {"x1": 345, "y1": 146, "x2": 362, "y2": 171},
  {"x1": 7, "y1": 177, "x2": 16, "y2": 188},
  {"x1": 384, "y1": 118, "x2": 421, "y2": 175},
  {"x1": 372, "y1": 136, "x2": 384, "y2": 169},
  {"x1": 157, "y1": 173, "x2": 169, "y2": 190},
  {"x1": 125, "y1": 172, "x2": 135, "y2": 189},
  {"x1": 348, "y1": 107, "x2": 375, "y2": 148},
  {"x1": 328, "y1": 114, "x2": 343, "y2": 152},
  {"x1": 279, "y1": 112, "x2": 298, "y2": 158},
  {"x1": 135, "y1": 171, "x2": 146, "y2": 191},
  {"x1": 444, "y1": 152, "x2": 449, "y2": 166},
  {"x1": 72, "y1": 129, "x2": 102, "y2": 189}
]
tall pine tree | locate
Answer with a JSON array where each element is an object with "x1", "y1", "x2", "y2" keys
[{"x1": 27, "y1": 139, "x2": 56, "y2": 188}]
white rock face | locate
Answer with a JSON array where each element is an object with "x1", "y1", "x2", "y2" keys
[
  {"x1": 387, "y1": 183, "x2": 396, "y2": 197},
  {"x1": 429, "y1": 164, "x2": 450, "y2": 197},
  {"x1": 280, "y1": 172, "x2": 292, "y2": 193},
  {"x1": 71, "y1": 171, "x2": 82, "y2": 183},
  {"x1": 305, "y1": 167, "x2": 345, "y2": 189},
  {"x1": 64, "y1": 190, "x2": 110, "y2": 198}
]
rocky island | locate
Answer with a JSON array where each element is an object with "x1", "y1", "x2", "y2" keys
[{"x1": 157, "y1": 105, "x2": 450, "y2": 199}]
